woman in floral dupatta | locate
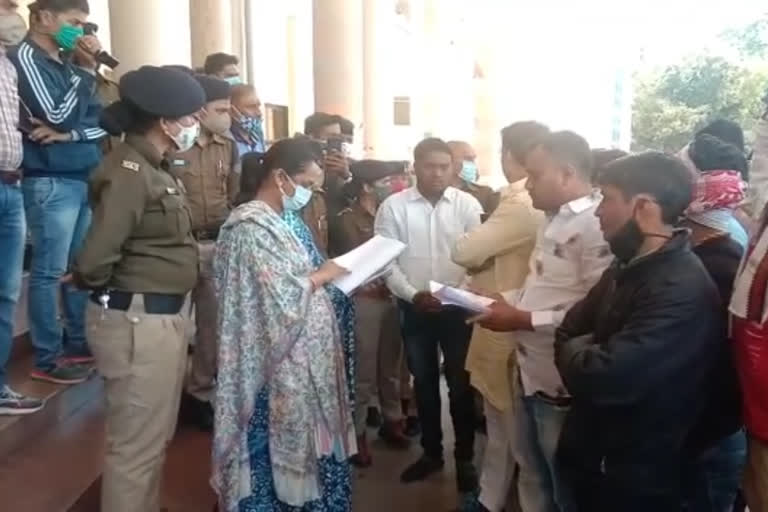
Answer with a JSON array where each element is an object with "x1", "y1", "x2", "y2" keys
[{"x1": 212, "y1": 139, "x2": 356, "y2": 512}]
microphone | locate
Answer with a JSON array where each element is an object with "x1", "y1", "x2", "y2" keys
[{"x1": 82, "y1": 22, "x2": 120, "y2": 69}]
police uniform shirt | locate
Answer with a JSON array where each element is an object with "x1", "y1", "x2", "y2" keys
[
  {"x1": 75, "y1": 135, "x2": 199, "y2": 294},
  {"x1": 170, "y1": 130, "x2": 239, "y2": 233},
  {"x1": 459, "y1": 180, "x2": 500, "y2": 217}
]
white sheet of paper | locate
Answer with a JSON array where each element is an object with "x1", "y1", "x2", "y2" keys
[
  {"x1": 429, "y1": 281, "x2": 495, "y2": 314},
  {"x1": 332, "y1": 235, "x2": 406, "y2": 295}
]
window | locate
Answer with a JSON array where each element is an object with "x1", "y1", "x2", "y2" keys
[
  {"x1": 264, "y1": 104, "x2": 290, "y2": 143},
  {"x1": 394, "y1": 96, "x2": 411, "y2": 126}
]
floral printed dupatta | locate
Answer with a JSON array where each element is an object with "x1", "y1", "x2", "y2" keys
[{"x1": 212, "y1": 201, "x2": 354, "y2": 511}]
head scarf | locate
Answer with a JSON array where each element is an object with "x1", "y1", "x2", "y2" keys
[{"x1": 686, "y1": 170, "x2": 746, "y2": 232}]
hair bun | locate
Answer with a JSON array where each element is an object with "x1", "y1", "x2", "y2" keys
[{"x1": 99, "y1": 100, "x2": 134, "y2": 136}]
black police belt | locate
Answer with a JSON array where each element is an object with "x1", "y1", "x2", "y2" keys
[
  {"x1": 194, "y1": 228, "x2": 220, "y2": 241},
  {"x1": 90, "y1": 290, "x2": 185, "y2": 315}
]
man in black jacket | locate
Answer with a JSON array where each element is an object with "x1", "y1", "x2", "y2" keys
[{"x1": 555, "y1": 152, "x2": 724, "y2": 511}]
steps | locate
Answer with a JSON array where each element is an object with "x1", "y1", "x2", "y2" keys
[{"x1": 0, "y1": 338, "x2": 105, "y2": 512}]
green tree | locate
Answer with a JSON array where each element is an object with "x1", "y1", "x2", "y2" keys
[{"x1": 632, "y1": 55, "x2": 768, "y2": 152}]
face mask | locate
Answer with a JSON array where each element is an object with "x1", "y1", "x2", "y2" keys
[
  {"x1": 460, "y1": 161, "x2": 479, "y2": 183},
  {"x1": 0, "y1": 12, "x2": 27, "y2": 47},
  {"x1": 608, "y1": 216, "x2": 644, "y2": 263},
  {"x1": 372, "y1": 175, "x2": 411, "y2": 202},
  {"x1": 202, "y1": 112, "x2": 231, "y2": 136},
  {"x1": 279, "y1": 173, "x2": 313, "y2": 211},
  {"x1": 224, "y1": 76, "x2": 242, "y2": 86},
  {"x1": 167, "y1": 120, "x2": 200, "y2": 152},
  {"x1": 54, "y1": 23, "x2": 83, "y2": 51}
]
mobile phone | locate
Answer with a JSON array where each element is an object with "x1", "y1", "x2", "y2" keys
[{"x1": 326, "y1": 136, "x2": 344, "y2": 153}]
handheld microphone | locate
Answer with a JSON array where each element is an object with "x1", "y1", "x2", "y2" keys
[{"x1": 82, "y1": 22, "x2": 119, "y2": 69}]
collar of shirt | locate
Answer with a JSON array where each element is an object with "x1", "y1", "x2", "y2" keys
[
  {"x1": 560, "y1": 191, "x2": 600, "y2": 216},
  {"x1": 125, "y1": 134, "x2": 167, "y2": 170},
  {"x1": 501, "y1": 178, "x2": 527, "y2": 198},
  {"x1": 23, "y1": 36, "x2": 64, "y2": 65},
  {"x1": 405, "y1": 186, "x2": 456, "y2": 204},
  {"x1": 195, "y1": 129, "x2": 227, "y2": 149}
]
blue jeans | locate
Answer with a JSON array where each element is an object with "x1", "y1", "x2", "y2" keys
[
  {"x1": 512, "y1": 392, "x2": 573, "y2": 512},
  {"x1": 0, "y1": 182, "x2": 26, "y2": 388},
  {"x1": 684, "y1": 430, "x2": 747, "y2": 511},
  {"x1": 23, "y1": 177, "x2": 92, "y2": 371}
]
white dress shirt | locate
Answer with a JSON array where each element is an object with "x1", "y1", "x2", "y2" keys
[
  {"x1": 375, "y1": 186, "x2": 483, "y2": 301},
  {"x1": 503, "y1": 192, "x2": 613, "y2": 397}
]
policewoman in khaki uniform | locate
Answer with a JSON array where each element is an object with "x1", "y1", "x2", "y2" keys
[{"x1": 72, "y1": 66, "x2": 206, "y2": 512}]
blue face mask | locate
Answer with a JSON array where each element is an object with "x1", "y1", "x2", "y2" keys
[
  {"x1": 224, "y1": 76, "x2": 243, "y2": 86},
  {"x1": 280, "y1": 174, "x2": 313, "y2": 211},
  {"x1": 460, "y1": 161, "x2": 479, "y2": 183}
]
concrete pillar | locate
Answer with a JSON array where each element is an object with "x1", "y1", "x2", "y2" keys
[
  {"x1": 189, "y1": 0, "x2": 239, "y2": 70},
  {"x1": 312, "y1": 0, "x2": 363, "y2": 124},
  {"x1": 109, "y1": 0, "x2": 191, "y2": 77},
  {"x1": 362, "y1": 0, "x2": 392, "y2": 157}
]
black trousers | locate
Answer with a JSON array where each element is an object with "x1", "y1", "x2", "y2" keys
[{"x1": 399, "y1": 301, "x2": 474, "y2": 461}]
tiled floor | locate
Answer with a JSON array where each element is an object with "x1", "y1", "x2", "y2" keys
[{"x1": 157, "y1": 420, "x2": 464, "y2": 512}]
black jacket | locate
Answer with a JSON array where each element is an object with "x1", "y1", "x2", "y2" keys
[
  {"x1": 686, "y1": 235, "x2": 744, "y2": 453},
  {"x1": 555, "y1": 232, "x2": 723, "y2": 488}
]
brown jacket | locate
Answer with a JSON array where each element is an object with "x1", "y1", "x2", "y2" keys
[
  {"x1": 95, "y1": 73, "x2": 121, "y2": 154},
  {"x1": 170, "y1": 131, "x2": 239, "y2": 234},
  {"x1": 458, "y1": 180, "x2": 500, "y2": 216},
  {"x1": 74, "y1": 135, "x2": 198, "y2": 294},
  {"x1": 332, "y1": 202, "x2": 390, "y2": 299},
  {"x1": 302, "y1": 190, "x2": 329, "y2": 256}
]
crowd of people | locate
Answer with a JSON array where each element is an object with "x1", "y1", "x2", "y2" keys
[{"x1": 4, "y1": 1, "x2": 768, "y2": 512}]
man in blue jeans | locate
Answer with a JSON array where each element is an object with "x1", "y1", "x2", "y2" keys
[
  {"x1": 476, "y1": 132, "x2": 613, "y2": 512},
  {"x1": 0, "y1": 0, "x2": 45, "y2": 414},
  {"x1": 9, "y1": 0, "x2": 105, "y2": 384}
]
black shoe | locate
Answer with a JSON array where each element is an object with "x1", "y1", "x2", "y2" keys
[
  {"x1": 400, "y1": 455, "x2": 444, "y2": 483},
  {"x1": 456, "y1": 460, "x2": 479, "y2": 493},
  {"x1": 185, "y1": 394, "x2": 214, "y2": 432},
  {"x1": 366, "y1": 406, "x2": 382, "y2": 428},
  {"x1": 405, "y1": 415, "x2": 421, "y2": 437}
]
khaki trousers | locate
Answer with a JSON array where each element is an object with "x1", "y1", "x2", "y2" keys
[
  {"x1": 86, "y1": 296, "x2": 188, "y2": 512},
  {"x1": 187, "y1": 241, "x2": 218, "y2": 402},
  {"x1": 354, "y1": 296, "x2": 406, "y2": 433},
  {"x1": 745, "y1": 434, "x2": 768, "y2": 512}
]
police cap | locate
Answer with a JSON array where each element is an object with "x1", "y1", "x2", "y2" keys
[
  {"x1": 195, "y1": 74, "x2": 231, "y2": 103},
  {"x1": 351, "y1": 160, "x2": 409, "y2": 184},
  {"x1": 119, "y1": 66, "x2": 206, "y2": 118}
]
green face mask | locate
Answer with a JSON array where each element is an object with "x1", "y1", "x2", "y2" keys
[{"x1": 54, "y1": 23, "x2": 83, "y2": 51}]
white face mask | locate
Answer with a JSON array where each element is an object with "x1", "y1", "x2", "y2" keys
[
  {"x1": 0, "y1": 12, "x2": 26, "y2": 47},
  {"x1": 166, "y1": 120, "x2": 200, "y2": 152}
]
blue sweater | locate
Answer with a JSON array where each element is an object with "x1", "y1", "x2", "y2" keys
[{"x1": 9, "y1": 38, "x2": 105, "y2": 181}]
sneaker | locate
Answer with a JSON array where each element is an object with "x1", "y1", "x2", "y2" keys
[
  {"x1": 30, "y1": 364, "x2": 91, "y2": 385},
  {"x1": 60, "y1": 355, "x2": 95, "y2": 366},
  {"x1": 456, "y1": 460, "x2": 479, "y2": 493},
  {"x1": 454, "y1": 490, "x2": 489, "y2": 512},
  {"x1": 400, "y1": 455, "x2": 444, "y2": 483},
  {"x1": 0, "y1": 386, "x2": 44, "y2": 415}
]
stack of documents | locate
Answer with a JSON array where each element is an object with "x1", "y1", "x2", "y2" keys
[
  {"x1": 332, "y1": 235, "x2": 406, "y2": 295},
  {"x1": 429, "y1": 281, "x2": 496, "y2": 314}
]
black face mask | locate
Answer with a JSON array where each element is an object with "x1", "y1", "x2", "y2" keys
[{"x1": 608, "y1": 217, "x2": 645, "y2": 263}]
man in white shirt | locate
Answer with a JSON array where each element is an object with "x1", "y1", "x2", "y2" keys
[
  {"x1": 476, "y1": 131, "x2": 613, "y2": 512},
  {"x1": 375, "y1": 137, "x2": 483, "y2": 494}
]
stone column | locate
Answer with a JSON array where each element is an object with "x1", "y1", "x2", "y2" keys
[
  {"x1": 312, "y1": 0, "x2": 363, "y2": 124},
  {"x1": 362, "y1": 0, "x2": 392, "y2": 158},
  {"x1": 189, "y1": 0, "x2": 239, "y2": 69},
  {"x1": 109, "y1": 0, "x2": 191, "y2": 77}
]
